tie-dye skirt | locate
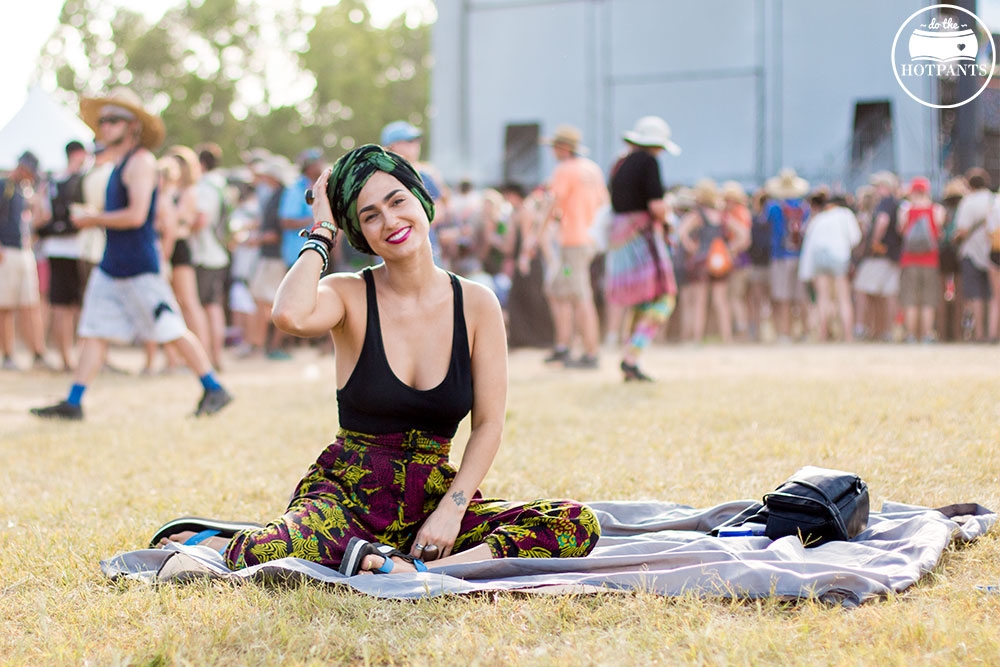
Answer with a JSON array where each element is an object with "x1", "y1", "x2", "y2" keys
[{"x1": 604, "y1": 211, "x2": 677, "y2": 307}]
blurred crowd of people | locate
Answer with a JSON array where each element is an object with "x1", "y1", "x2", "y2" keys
[
  {"x1": 468, "y1": 126, "x2": 1000, "y2": 375},
  {"x1": 3, "y1": 113, "x2": 999, "y2": 380},
  {"x1": 660, "y1": 164, "x2": 1000, "y2": 348},
  {"x1": 427, "y1": 122, "x2": 1000, "y2": 382}
]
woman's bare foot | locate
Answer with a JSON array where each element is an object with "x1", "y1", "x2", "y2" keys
[{"x1": 158, "y1": 530, "x2": 230, "y2": 553}]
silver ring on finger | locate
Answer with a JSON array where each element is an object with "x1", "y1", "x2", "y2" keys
[
  {"x1": 423, "y1": 544, "x2": 438, "y2": 552},
  {"x1": 305, "y1": 188, "x2": 315, "y2": 205},
  {"x1": 413, "y1": 543, "x2": 425, "y2": 551}
]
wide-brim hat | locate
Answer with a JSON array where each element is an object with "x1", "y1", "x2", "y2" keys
[
  {"x1": 623, "y1": 116, "x2": 681, "y2": 156},
  {"x1": 80, "y1": 86, "x2": 165, "y2": 150},
  {"x1": 253, "y1": 155, "x2": 293, "y2": 184},
  {"x1": 693, "y1": 178, "x2": 721, "y2": 207},
  {"x1": 942, "y1": 177, "x2": 969, "y2": 201},
  {"x1": 242, "y1": 147, "x2": 273, "y2": 167},
  {"x1": 669, "y1": 186, "x2": 696, "y2": 210},
  {"x1": 542, "y1": 124, "x2": 588, "y2": 155},
  {"x1": 869, "y1": 170, "x2": 899, "y2": 190},
  {"x1": 765, "y1": 168, "x2": 809, "y2": 200},
  {"x1": 721, "y1": 180, "x2": 748, "y2": 204}
]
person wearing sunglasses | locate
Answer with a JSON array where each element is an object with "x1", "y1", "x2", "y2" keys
[{"x1": 31, "y1": 87, "x2": 232, "y2": 420}]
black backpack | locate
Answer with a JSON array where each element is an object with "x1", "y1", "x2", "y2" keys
[{"x1": 38, "y1": 173, "x2": 84, "y2": 238}]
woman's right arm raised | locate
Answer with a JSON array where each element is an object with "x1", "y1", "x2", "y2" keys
[
  {"x1": 271, "y1": 167, "x2": 349, "y2": 337},
  {"x1": 271, "y1": 260, "x2": 347, "y2": 337}
]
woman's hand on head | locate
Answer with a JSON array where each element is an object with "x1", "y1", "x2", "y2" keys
[{"x1": 311, "y1": 167, "x2": 338, "y2": 229}]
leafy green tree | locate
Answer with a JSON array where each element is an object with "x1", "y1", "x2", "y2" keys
[
  {"x1": 36, "y1": 0, "x2": 432, "y2": 165},
  {"x1": 292, "y1": 0, "x2": 433, "y2": 158}
]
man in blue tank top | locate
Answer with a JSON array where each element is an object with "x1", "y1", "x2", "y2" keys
[{"x1": 31, "y1": 87, "x2": 232, "y2": 420}]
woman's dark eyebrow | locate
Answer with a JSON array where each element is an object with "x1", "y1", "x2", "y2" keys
[{"x1": 359, "y1": 189, "x2": 404, "y2": 216}]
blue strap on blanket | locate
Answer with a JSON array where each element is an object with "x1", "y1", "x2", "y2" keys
[
  {"x1": 183, "y1": 529, "x2": 220, "y2": 546},
  {"x1": 183, "y1": 529, "x2": 227, "y2": 555}
]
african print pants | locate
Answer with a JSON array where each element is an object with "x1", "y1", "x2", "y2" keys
[{"x1": 224, "y1": 429, "x2": 601, "y2": 570}]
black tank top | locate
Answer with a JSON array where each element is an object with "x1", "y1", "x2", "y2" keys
[{"x1": 337, "y1": 268, "x2": 474, "y2": 438}]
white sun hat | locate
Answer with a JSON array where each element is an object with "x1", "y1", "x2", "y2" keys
[{"x1": 623, "y1": 116, "x2": 681, "y2": 156}]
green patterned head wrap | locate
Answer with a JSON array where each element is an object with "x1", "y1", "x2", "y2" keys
[{"x1": 325, "y1": 144, "x2": 435, "y2": 255}]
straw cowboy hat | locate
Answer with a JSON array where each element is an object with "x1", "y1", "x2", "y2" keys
[
  {"x1": 869, "y1": 170, "x2": 899, "y2": 190},
  {"x1": 764, "y1": 168, "x2": 809, "y2": 200},
  {"x1": 942, "y1": 177, "x2": 969, "y2": 201},
  {"x1": 253, "y1": 155, "x2": 293, "y2": 185},
  {"x1": 721, "y1": 180, "x2": 748, "y2": 204},
  {"x1": 669, "y1": 186, "x2": 696, "y2": 211},
  {"x1": 623, "y1": 116, "x2": 681, "y2": 156},
  {"x1": 542, "y1": 125, "x2": 588, "y2": 155},
  {"x1": 80, "y1": 86, "x2": 165, "y2": 150},
  {"x1": 692, "y1": 178, "x2": 721, "y2": 208}
]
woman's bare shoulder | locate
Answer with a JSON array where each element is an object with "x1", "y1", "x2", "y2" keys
[
  {"x1": 322, "y1": 270, "x2": 368, "y2": 295},
  {"x1": 319, "y1": 270, "x2": 370, "y2": 307},
  {"x1": 317, "y1": 270, "x2": 369, "y2": 331},
  {"x1": 454, "y1": 274, "x2": 496, "y2": 301},
  {"x1": 454, "y1": 275, "x2": 502, "y2": 320}
]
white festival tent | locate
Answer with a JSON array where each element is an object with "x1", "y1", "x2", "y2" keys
[{"x1": 0, "y1": 86, "x2": 94, "y2": 172}]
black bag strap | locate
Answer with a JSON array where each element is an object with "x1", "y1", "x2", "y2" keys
[{"x1": 764, "y1": 478, "x2": 850, "y2": 539}]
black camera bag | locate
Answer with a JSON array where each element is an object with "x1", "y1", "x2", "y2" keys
[{"x1": 762, "y1": 466, "x2": 870, "y2": 546}]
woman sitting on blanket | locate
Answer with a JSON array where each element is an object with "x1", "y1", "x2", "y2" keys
[{"x1": 155, "y1": 145, "x2": 600, "y2": 575}]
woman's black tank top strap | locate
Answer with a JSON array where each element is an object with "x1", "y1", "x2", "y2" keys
[{"x1": 336, "y1": 267, "x2": 474, "y2": 439}]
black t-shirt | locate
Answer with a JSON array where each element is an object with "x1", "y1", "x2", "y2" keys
[
  {"x1": 872, "y1": 195, "x2": 903, "y2": 261},
  {"x1": 609, "y1": 151, "x2": 663, "y2": 214}
]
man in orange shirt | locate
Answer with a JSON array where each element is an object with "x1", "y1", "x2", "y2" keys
[{"x1": 538, "y1": 126, "x2": 608, "y2": 368}]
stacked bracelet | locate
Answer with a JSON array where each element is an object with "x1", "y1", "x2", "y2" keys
[
  {"x1": 299, "y1": 220, "x2": 338, "y2": 246},
  {"x1": 306, "y1": 233, "x2": 334, "y2": 252},
  {"x1": 298, "y1": 239, "x2": 330, "y2": 273}
]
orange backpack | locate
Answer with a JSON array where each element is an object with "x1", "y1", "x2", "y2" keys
[{"x1": 706, "y1": 237, "x2": 733, "y2": 278}]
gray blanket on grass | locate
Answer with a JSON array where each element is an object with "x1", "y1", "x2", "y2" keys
[{"x1": 100, "y1": 500, "x2": 995, "y2": 607}]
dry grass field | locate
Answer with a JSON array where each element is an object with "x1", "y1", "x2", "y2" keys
[{"x1": 2, "y1": 342, "x2": 999, "y2": 665}]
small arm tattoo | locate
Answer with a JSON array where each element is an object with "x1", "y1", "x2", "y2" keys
[{"x1": 451, "y1": 490, "x2": 467, "y2": 508}]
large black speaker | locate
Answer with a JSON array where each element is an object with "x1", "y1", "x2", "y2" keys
[{"x1": 503, "y1": 122, "x2": 541, "y2": 187}]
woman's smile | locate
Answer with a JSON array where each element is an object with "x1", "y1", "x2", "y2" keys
[{"x1": 386, "y1": 226, "x2": 412, "y2": 244}]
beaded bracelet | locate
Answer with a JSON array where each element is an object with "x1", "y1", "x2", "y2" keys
[
  {"x1": 306, "y1": 232, "x2": 334, "y2": 253},
  {"x1": 298, "y1": 239, "x2": 329, "y2": 273}
]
